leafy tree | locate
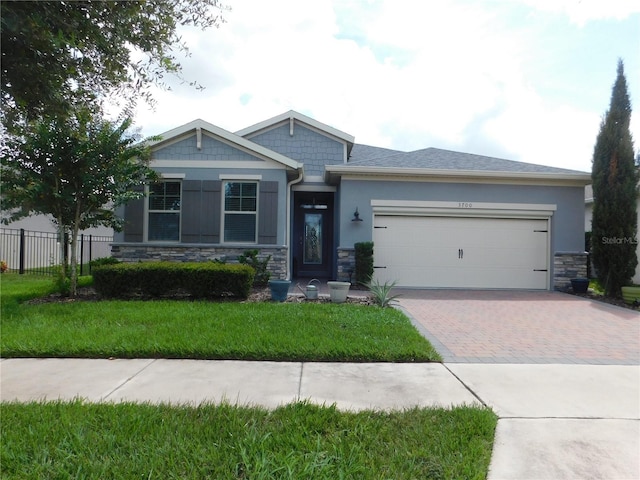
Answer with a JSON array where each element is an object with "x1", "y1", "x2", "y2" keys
[
  {"x1": 1, "y1": 0, "x2": 225, "y2": 120},
  {"x1": 1, "y1": 108, "x2": 158, "y2": 296},
  {"x1": 590, "y1": 59, "x2": 638, "y2": 297}
]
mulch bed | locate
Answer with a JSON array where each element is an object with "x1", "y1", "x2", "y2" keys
[
  {"x1": 26, "y1": 286, "x2": 376, "y2": 306},
  {"x1": 26, "y1": 286, "x2": 637, "y2": 311},
  {"x1": 568, "y1": 290, "x2": 637, "y2": 310}
]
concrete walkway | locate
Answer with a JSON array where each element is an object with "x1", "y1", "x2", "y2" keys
[{"x1": 1, "y1": 358, "x2": 639, "y2": 479}]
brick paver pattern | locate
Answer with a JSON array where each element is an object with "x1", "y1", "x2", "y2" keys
[{"x1": 397, "y1": 290, "x2": 640, "y2": 365}]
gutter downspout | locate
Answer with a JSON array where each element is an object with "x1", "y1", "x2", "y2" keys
[{"x1": 285, "y1": 168, "x2": 304, "y2": 280}]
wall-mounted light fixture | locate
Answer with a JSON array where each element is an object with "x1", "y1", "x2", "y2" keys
[{"x1": 352, "y1": 207, "x2": 363, "y2": 222}]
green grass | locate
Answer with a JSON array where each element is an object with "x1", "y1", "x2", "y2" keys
[
  {"x1": 1, "y1": 276, "x2": 494, "y2": 478},
  {"x1": 1, "y1": 400, "x2": 497, "y2": 479},
  {"x1": 0, "y1": 274, "x2": 58, "y2": 306},
  {"x1": 1, "y1": 274, "x2": 441, "y2": 362}
]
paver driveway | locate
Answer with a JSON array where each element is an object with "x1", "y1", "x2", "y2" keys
[{"x1": 397, "y1": 290, "x2": 640, "y2": 364}]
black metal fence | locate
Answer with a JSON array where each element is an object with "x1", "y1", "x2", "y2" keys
[{"x1": 0, "y1": 228, "x2": 113, "y2": 275}]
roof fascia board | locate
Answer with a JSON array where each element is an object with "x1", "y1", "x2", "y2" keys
[
  {"x1": 325, "y1": 165, "x2": 592, "y2": 186},
  {"x1": 148, "y1": 119, "x2": 302, "y2": 171}
]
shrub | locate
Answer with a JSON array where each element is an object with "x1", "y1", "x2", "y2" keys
[
  {"x1": 89, "y1": 257, "x2": 120, "y2": 270},
  {"x1": 92, "y1": 262, "x2": 255, "y2": 299},
  {"x1": 355, "y1": 242, "x2": 374, "y2": 285},
  {"x1": 238, "y1": 249, "x2": 271, "y2": 286},
  {"x1": 0, "y1": 260, "x2": 7, "y2": 273},
  {"x1": 367, "y1": 279, "x2": 401, "y2": 307}
]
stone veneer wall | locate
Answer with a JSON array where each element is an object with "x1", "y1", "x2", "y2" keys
[
  {"x1": 110, "y1": 244, "x2": 288, "y2": 280},
  {"x1": 336, "y1": 247, "x2": 355, "y2": 283},
  {"x1": 553, "y1": 251, "x2": 588, "y2": 291}
]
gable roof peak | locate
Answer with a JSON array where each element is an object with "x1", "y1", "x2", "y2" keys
[
  {"x1": 236, "y1": 110, "x2": 355, "y2": 146},
  {"x1": 147, "y1": 118, "x2": 303, "y2": 172}
]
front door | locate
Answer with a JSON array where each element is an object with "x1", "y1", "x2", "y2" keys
[{"x1": 293, "y1": 192, "x2": 334, "y2": 278}]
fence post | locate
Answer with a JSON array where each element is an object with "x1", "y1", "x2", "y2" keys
[
  {"x1": 89, "y1": 234, "x2": 93, "y2": 274},
  {"x1": 19, "y1": 228, "x2": 25, "y2": 274},
  {"x1": 80, "y1": 234, "x2": 84, "y2": 276},
  {"x1": 63, "y1": 232, "x2": 69, "y2": 272}
]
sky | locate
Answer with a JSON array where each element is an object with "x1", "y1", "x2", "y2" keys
[{"x1": 131, "y1": 0, "x2": 640, "y2": 173}]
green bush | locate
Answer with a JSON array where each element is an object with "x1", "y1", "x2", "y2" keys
[
  {"x1": 355, "y1": 242, "x2": 374, "y2": 285},
  {"x1": 585, "y1": 231, "x2": 593, "y2": 279},
  {"x1": 92, "y1": 262, "x2": 254, "y2": 299},
  {"x1": 238, "y1": 249, "x2": 271, "y2": 286},
  {"x1": 89, "y1": 257, "x2": 120, "y2": 270}
]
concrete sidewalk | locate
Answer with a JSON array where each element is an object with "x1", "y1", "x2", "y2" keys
[
  {"x1": 1, "y1": 358, "x2": 639, "y2": 479},
  {"x1": 0, "y1": 358, "x2": 476, "y2": 409}
]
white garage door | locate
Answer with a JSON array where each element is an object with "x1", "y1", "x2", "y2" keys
[{"x1": 373, "y1": 215, "x2": 549, "y2": 289}]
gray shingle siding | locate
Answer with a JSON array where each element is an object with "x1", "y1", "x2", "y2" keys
[
  {"x1": 248, "y1": 123, "x2": 344, "y2": 176},
  {"x1": 153, "y1": 133, "x2": 261, "y2": 162}
]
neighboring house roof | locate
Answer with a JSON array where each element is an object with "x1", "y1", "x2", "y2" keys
[
  {"x1": 148, "y1": 118, "x2": 304, "y2": 173},
  {"x1": 327, "y1": 146, "x2": 592, "y2": 186},
  {"x1": 236, "y1": 110, "x2": 355, "y2": 155}
]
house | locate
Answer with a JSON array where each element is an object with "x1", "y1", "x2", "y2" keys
[
  {"x1": 584, "y1": 184, "x2": 640, "y2": 284},
  {"x1": 111, "y1": 110, "x2": 591, "y2": 291},
  {"x1": 5, "y1": 215, "x2": 113, "y2": 237}
]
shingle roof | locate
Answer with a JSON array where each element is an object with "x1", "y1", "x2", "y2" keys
[
  {"x1": 347, "y1": 145, "x2": 588, "y2": 175},
  {"x1": 348, "y1": 144, "x2": 403, "y2": 162}
]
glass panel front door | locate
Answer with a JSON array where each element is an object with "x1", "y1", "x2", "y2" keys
[
  {"x1": 293, "y1": 192, "x2": 334, "y2": 278},
  {"x1": 304, "y1": 213, "x2": 322, "y2": 264}
]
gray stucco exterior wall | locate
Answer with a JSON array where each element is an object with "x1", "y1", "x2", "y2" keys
[
  {"x1": 336, "y1": 179, "x2": 585, "y2": 287},
  {"x1": 338, "y1": 179, "x2": 585, "y2": 251}
]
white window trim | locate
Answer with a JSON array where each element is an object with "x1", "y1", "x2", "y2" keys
[
  {"x1": 219, "y1": 174, "x2": 262, "y2": 180},
  {"x1": 370, "y1": 200, "x2": 556, "y2": 219},
  {"x1": 221, "y1": 180, "x2": 259, "y2": 244},
  {"x1": 145, "y1": 180, "x2": 182, "y2": 243},
  {"x1": 160, "y1": 173, "x2": 186, "y2": 179}
]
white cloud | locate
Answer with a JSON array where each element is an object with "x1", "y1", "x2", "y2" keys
[
  {"x1": 520, "y1": 0, "x2": 640, "y2": 26},
  {"x1": 483, "y1": 82, "x2": 601, "y2": 171},
  {"x1": 131, "y1": 0, "x2": 639, "y2": 173}
]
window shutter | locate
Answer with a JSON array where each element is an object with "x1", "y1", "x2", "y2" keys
[
  {"x1": 181, "y1": 180, "x2": 202, "y2": 243},
  {"x1": 258, "y1": 181, "x2": 278, "y2": 244},
  {"x1": 123, "y1": 185, "x2": 144, "y2": 242},
  {"x1": 202, "y1": 180, "x2": 221, "y2": 243}
]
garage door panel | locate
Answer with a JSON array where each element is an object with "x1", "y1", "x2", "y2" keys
[{"x1": 373, "y1": 215, "x2": 548, "y2": 289}]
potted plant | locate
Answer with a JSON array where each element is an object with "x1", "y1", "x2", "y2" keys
[
  {"x1": 268, "y1": 279, "x2": 291, "y2": 302},
  {"x1": 570, "y1": 278, "x2": 589, "y2": 294},
  {"x1": 327, "y1": 281, "x2": 350, "y2": 303},
  {"x1": 621, "y1": 285, "x2": 640, "y2": 305}
]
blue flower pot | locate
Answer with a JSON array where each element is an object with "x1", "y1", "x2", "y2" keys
[
  {"x1": 570, "y1": 278, "x2": 589, "y2": 294},
  {"x1": 268, "y1": 280, "x2": 291, "y2": 302}
]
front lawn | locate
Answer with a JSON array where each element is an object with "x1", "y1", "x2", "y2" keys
[
  {"x1": 1, "y1": 400, "x2": 497, "y2": 479},
  {"x1": 0, "y1": 274, "x2": 441, "y2": 362},
  {"x1": 1, "y1": 275, "x2": 494, "y2": 479}
]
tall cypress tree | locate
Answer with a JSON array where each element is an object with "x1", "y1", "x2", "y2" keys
[{"x1": 591, "y1": 59, "x2": 638, "y2": 297}]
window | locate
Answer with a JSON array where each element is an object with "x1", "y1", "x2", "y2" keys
[
  {"x1": 223, "y1": 181, "x2": 257, "y2": 242},
  {"x1": 148, "y1": 181, "x2": 181, "y2": 241}
]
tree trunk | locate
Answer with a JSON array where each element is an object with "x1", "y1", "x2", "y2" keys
[
  {"x1": 69, "y1": 229, "x2": 79, "y2": 297},
  {"x1": 57, "y1": 224, "x2": 67, "y2": 278}
]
